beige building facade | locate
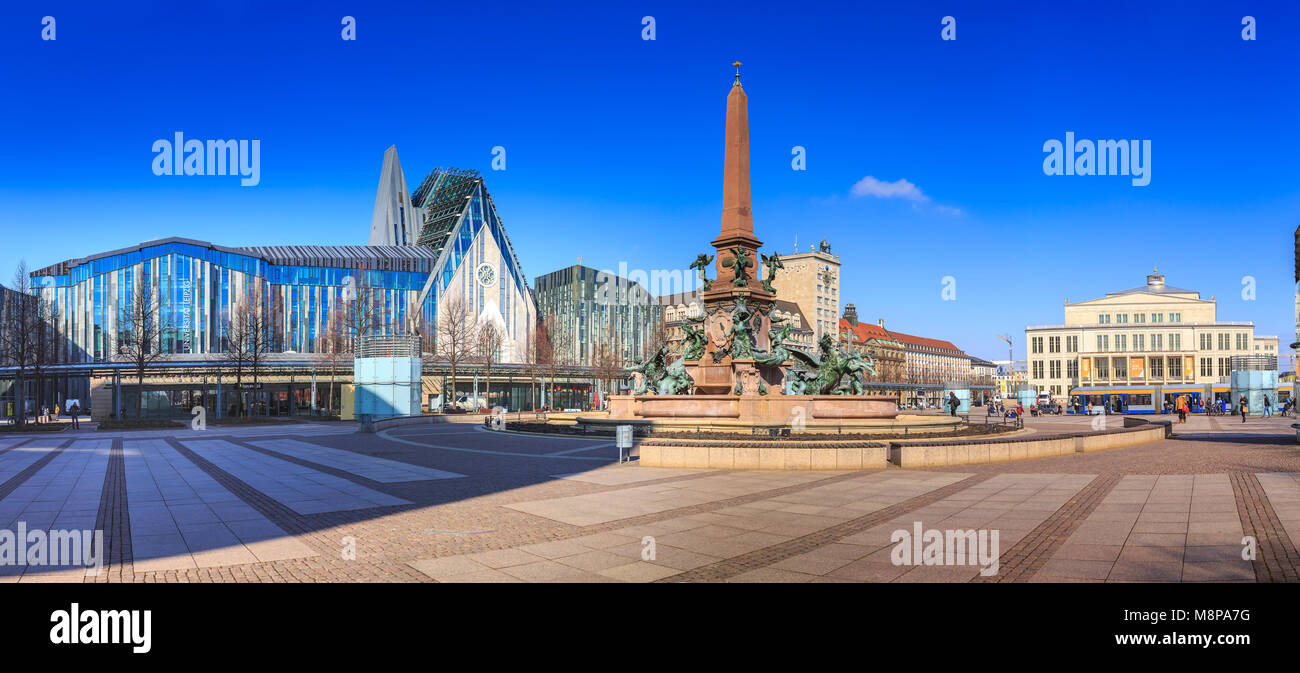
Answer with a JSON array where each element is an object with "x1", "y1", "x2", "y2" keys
[
  {"x1": 1026, "y1": 271, "x2": 1269, "y2": 410},
  {"x1": 770, "y1": 243, "x2": 840, "y2": 343}
]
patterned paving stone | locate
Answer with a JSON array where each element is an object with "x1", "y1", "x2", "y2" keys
[
  {"x1": 181, "y1": 439, "x2": 410, "y2": 514},
  {"x1": 248, "y1": 438, "x2": 464, "y2": 483},
  {"x1": 3, "y1": 413, "x2": 1299, "y2": 583}
]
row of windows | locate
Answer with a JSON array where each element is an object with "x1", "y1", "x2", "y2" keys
[{"x1": 1098, "y1": 312, "x2": 1181, "y2": 324}]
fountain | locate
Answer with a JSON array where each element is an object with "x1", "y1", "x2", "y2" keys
[{"x1": 585, "y1": 63, "x2": 960, "y2": 439}]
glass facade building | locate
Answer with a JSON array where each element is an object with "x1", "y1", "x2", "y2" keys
[
  {"x1": 28, "y1": 147, "x2": 537, "y2": 366},
  {"x1": 30, "y1": 238, "x2": 440, "y2": 363},
  {"x1": 532, "y1": 264, "x2": 662, "y2": 367}
]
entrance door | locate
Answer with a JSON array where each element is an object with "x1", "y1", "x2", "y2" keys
[{"x1": 1112, "y1": 395, "x2": 1124, "y2": 413}]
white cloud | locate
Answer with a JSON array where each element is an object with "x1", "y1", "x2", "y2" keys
[
  {"x1": 848, "y1": 175, "x2": 962, "y2": 216},
  {"x1": 850, "y1": 176, "x2": 928, "y2": 201}
]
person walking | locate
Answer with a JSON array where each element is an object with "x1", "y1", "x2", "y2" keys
[
  {"x1": 1176, "y1": 395, "x2": 1187, "y2": 424},
  {"x1": 1263, "y1": 395, "x2": 1272, "y2": 418},
  {"x1": 1239, "y1": 394, "x2": 1248, "y2": 424},
  {"x1": 69, "y1": 402, "x2": 80, "y2": 429},
  {"x1": 947, "y1": 392, "x2": 959, "y2": 417}
]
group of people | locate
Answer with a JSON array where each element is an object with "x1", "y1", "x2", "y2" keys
[
  {"x1": 1158, "y1": 394, "x2": 1289, "y2": 423},
  {"x1": 984, "y1": 400, "x2": 1024, "y2": 420},
  {"x1": 5, "y1": 402, "x2": 80, "y2": 428}
]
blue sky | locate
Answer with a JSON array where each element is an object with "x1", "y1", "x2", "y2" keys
[{"x1": 1, "y1": 0, "x2": 1297, "y2": 362}]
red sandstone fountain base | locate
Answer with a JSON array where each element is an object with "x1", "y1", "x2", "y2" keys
[{"x1": 606, "y1": 394, "x2": 900, "y2": 422}]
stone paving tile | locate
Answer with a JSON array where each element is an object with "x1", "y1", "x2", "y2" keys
[
  {"x1": 599, "y1": 562, "x2": 679, "y2": 582},
  {"x1": 247, "y1": 438, "x2": 465, "y2": 483},
  {"x1": 661, "y1": 473, "x2": 1080, "y2": 582},
  {"x1": 1234, "y1": 472, "x2": 1300, "y2": 582},
  {"x1": 181, "y1": 439, "x2": 410, "y2": 514}
]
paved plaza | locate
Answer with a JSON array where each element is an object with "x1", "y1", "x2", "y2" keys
[{"x1": 0, "y1": 413, "x2": 1298, "y2": 582}]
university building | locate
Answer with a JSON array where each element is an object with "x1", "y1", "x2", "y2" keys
[
  {"x1": 5, "y1": 146, "x2": 615, "y2": 419},
  {"x1": 1025, "y1": 270, "x2": 1284, "y2": 412}
]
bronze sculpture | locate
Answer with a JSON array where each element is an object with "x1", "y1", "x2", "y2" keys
[
  {"x1": 760, "y1": 252, "x2": 783, "y2": 293},
  {"x1": 721, "y1": 246, "x2": 753, "y2": 287},
  {"x1": 690, "y1": 253, "x2": 714, "y2": 292}
]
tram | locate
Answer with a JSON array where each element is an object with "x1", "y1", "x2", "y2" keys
[{"x1": 1066, "y1": 382, "x2": 1293, "y2": 414}]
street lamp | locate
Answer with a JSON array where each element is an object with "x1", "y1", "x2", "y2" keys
[{"x1": 998, "y1": 334, "x2": 1013, "y2": 399}]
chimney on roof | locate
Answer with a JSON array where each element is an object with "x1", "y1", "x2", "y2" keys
[
  {"x1": 877, "y1": 318, "x2": 884, "y2": 328},
  {"x1": 843, "y1": 303, "x2": 858, "y2": 326}
]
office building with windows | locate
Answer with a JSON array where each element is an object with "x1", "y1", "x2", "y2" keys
[
  {"x1": 770, "y1": 241, "x2": 840, "y2": 343},
  {"x1": 1025, "y1": 270, "x2": 1285, "y2": 412},
  {"x1": 532, "y1": 264, "x2": 662, "y2": 368}
]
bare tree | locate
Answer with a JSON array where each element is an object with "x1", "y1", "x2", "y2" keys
[
  {"x1": 478, "y1": 322, "x2": 505, "y2": 411},
  {"x1": 0, "y1": 263, "x2": 41, "y2": 426},
  {"x1": 27, "y1": 294, "x2": 64, "y2": 422},
  {"x1": 223, "y1": 284, "x2": 273, "y2": 419},
  {"x1": 117, "y1": 279, "x2": 172, "y2": 421},
  {"x1": 434, "y1": 295, "x2": 479, "y2": 411},
  {"x1": 318, "y1": 302, "x2": 352, "y2": 416},
  {"x1": 522, "y1": 322, "x2": 547, "y2": 410}
]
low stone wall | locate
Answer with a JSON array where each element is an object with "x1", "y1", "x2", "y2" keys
[
  {"x1": 638, "y1": 441, "x2": 889, "y2": 470},
  {"x1": 636, "y1": 418, "x2": 1171, "y2": 469},
  {"x1": 889, "y1": 419, "x2": 1171, "y2": 467}
]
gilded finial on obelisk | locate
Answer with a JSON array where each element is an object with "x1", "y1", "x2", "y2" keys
[{"x1": 733, "y1": 61, "x2": 742, "y2": 85}]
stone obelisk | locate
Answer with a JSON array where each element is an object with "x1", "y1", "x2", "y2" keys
[
  {"x1": 707, "y1": 61, "x2": 768, "y2": 298},
  {"x1": 696, "y1": 62, "x2": 777, "y2": 396}
]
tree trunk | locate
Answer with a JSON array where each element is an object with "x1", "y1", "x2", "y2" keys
[{"x1": 137, "y1": 367, "x2": 146, "y2": 421}]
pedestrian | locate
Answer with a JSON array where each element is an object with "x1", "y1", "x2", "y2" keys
[
  {"x1": 1176, "y1": 395, "x2": 1187, "y2": 424},
  {"x1": 69, "y1": 402, "x2": 80, "y2": 429},
  {"x1": 1016, "y1": 402, "x2": 1024, "y2": 418},
  {"x1": 1239, "y1": 394, "x2": 1248, "y2": 424},
  {"x1": 1263, "y1": 395, "x2": 1272, "y2": 418},
  {"x1": 947, "y1": 392, "x2": 959, "y2": 417}
]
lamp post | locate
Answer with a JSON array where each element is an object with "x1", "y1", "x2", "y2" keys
[{"x1": 998, "y1": 334, "x2": 1013, "y2": 400}]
